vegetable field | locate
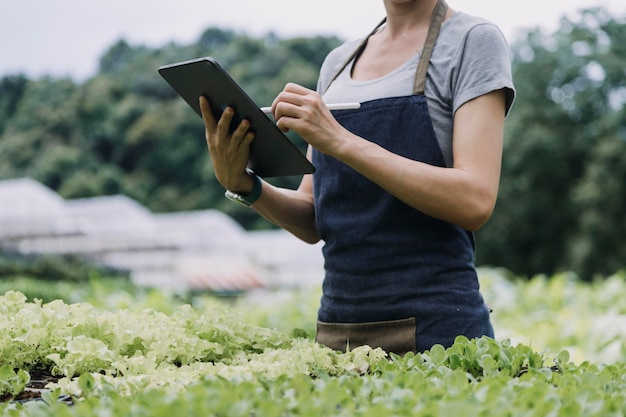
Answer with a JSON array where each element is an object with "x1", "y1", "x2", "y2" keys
[{"x1": 1, "y1": 268, "x2": 625, "y2": 416}]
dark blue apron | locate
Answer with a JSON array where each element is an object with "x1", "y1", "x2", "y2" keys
[{"x1": 312, "y1": 0, "x2": 493, "y2": 354}]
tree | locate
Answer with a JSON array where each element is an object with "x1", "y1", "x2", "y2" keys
[
  {"x1": 5, "y1": 13, "x2": 623, "y2": 279},
  {"x1": 0, "y1": 75, "x2": 28, "y2": 135},
  {"x1": 0, "y1": 28, "x2": 340, "y2": 232},
  {"x1": 476, "y1": 7, "x2": 626, "y2": 280}
]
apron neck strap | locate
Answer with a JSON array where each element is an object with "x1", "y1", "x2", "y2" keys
[
  {"x1": 414, "y1": 0, "x2": 448, "y2": 95},
  {"x1": 322, "y1": 0, "x2": 448, "y2": 96},
  {"x1": 322, "y1": 18, "x2": 386, "y2": 94}
]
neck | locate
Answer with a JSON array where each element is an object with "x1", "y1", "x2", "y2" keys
[{"x1": 382, "y1": 0, "x2": 440, "y2": 36}]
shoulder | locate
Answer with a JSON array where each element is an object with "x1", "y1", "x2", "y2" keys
[
  {"x1": 427, "y1": 12, "x2": 515, "y2": 118},
  {"x1": 438, "y1": 12, "x2": 510, "y2": 55},
  {"x1": 434, "y1": 12, "x2": 515, "y2": 115}
]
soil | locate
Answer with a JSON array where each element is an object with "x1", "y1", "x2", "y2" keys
[{"x1": 1, "y1": 370, "x2": 72, "y2": 404}]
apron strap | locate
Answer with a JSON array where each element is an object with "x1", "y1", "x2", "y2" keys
[
  {"x1": 322, "y1": 18, "x2": 386, "y2": 95},
  {"x1": 322, "y1": 0, "x2": 448, "y2": 97},
  {"x1": 414, "y1": 0, "x2": 448, "y2": 95}
]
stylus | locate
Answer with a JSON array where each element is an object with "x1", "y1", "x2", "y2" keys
[{"x1": 260, "y1": 102, "x2": 361, "y2": 114}]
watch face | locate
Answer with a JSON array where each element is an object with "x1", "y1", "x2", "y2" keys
[{"x1": 225, "y1": 190, "x2": 252, "y2": 207}]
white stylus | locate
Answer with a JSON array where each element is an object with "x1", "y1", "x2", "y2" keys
[{"x1": 260, "y1": 102, "x2": 361, "y2": 114}]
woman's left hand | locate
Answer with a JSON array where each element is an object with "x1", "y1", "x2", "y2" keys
[{"x1": 270, "y1": 83, "x2": 348, "y2": 156}]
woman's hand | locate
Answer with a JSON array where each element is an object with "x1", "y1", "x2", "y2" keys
[
  {"x1": 199, "y1": 96, "x2": 255, "y2": 194},
  {"x1": 270, "y1": 83, "x2": 349, "y2": 156}
]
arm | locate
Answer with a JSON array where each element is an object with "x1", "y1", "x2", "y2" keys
[
  {"x1": 199, "y1": 96, "x2": 320, "y2": 243},
  {"x1": 272, "y1": 84, "x2": 507, "y2": 232},
  {"x1": 339, "y1": 90, "x2": 506, "y2": 231},
  {"x1": 252, "y1": 166, "x2": 319, "y2": 244}
]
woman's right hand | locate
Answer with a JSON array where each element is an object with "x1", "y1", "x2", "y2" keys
[{"x1": 199, "y1": 96, "x2": 256, "y2": 194}]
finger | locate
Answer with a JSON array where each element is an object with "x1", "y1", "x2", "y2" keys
[
  {"x1": 273, "y1": 92, "x2": 308, "y2": 125},
  {"x1": 231, "y1": 119, "x2": 253, "y2": 149},
  {"x1": 275, "y1": 116, "x2": 294, "y2": 133},
  {"x1": 283, "y1": 82, "x2": 313, "y2": 95},
  {"x1": 216, "y1": 106, "x2": 235, "y2": 139},
  {"x1": 277, "y1": 91, "x2": 308, "y2": 107},
  {"x1": 241, "y1": 130, "x2": 255, "y2": 150},
  {"x1": 199, "y1": 96, "x2": 217, "y2": 130},
  {"x1": 272, "y1": 86, "x2": 308, "y2": 113}
]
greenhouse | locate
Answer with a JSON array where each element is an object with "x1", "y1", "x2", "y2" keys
[{"x1": 0, "y1": 178, "x2": 323, "y2": 292}]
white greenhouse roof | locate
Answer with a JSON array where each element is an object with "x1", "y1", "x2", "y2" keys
[
  {"x1": 65, "y1": 195, "x2": 157, "y2": 235},
  {"x1": 153, "y1": 210, "x2": 246, "y2": 251},
  {"x1": 0, "y1": 178, "x2": 324, "y2": 290},
  {"x1": 0, "y1": 177, "x2": 66, "y2": 218},
  {"x1": 0, "y1": 178, "x2": 80, "y2": 238}
]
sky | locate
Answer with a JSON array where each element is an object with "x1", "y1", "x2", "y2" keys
[{"x1": 1, "y1": 0, "x2": 624, "y2": 81}]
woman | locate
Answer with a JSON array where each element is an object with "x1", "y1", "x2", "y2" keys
[{"x1": 200, "y1": 0, "x2": 515, "y2": 355}]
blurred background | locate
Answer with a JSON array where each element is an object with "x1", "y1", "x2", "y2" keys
[{"x1": 0, "y1": 0, "x2": 625, "y2": 296}]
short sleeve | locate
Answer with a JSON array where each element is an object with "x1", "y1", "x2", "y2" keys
[{"x1": 451, "y1": 23, "x2": 516, "y2": 116}]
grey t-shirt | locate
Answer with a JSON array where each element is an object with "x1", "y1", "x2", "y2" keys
[{"x1": 317, "y1": 11, "x2": 516, "y2": 167}]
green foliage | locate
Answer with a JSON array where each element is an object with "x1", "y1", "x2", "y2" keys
[
  {"x1": 0, "y1": 75, "x2": 27, "y2": 135},
  {"x1": 0, "y1": 28, "x2": 340, "y2": 231},
  {"x1": 0, "y1": 275, "x2": 142, "y2": 306},
  {"x1": 0, "y1": 290, "x2": 383, "y2": 384},
  {"x1": 1, "y1": 8, "x2": 626, "y2": 277},
  {"x1": 227, "y1": 288, "x2": 320, "y2": 340},
  {"x1": 0, "y1": 281, "x2": 625, "y2": 416},
  {"x1": 480, "y1": 268, "x2": 626, "y2": 365},
  {"x1": 6, "y1": 261, "x2": 625, "y2": 367},
  {"x1": 0, "y1": 250, "x2": 129, "y2": 284},
  {"x1": 238, "y1": 267, "x2": 626, "y2": 366},
  {"x1": 0, "y1": 366, "x2": 29, "y2": 400},
  {"x1": 477, "y1": 7, "x2": 626, "y2": 280}
]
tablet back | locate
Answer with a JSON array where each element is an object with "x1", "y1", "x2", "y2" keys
[{"x1": 158, "y1": 57, "x2": 314, "y2": 178}]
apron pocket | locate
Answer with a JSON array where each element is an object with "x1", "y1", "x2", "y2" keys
[{"x1": 316, "y1": 317, "x2": 416, "y2": 356}]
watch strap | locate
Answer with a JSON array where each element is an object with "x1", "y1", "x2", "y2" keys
[
  {"x1": 243, "y1": 168, "x2": 262, "y2": 204},
  {"x1": 224, "y1": 169, "x2": 262, "y2": 207}
]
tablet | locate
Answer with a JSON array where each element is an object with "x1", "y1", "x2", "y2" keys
[{"x1": 158, "y1": 57, "x2": 315, "y2": 178}]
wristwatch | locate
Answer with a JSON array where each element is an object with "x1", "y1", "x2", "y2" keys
[{"x1": 224, "y1": 168, "x2": 262, "y2": 208}]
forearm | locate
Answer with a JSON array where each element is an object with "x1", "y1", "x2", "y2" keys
[
  {"x1": 328, "y1": 90, "x2": 506, "y2": 232},
  {"x1": 252, "y1": 178, "x2": 320, "y2": 244},
  {"x1": 335, "y1": 137, "x2": 497, "y2": 231}
]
